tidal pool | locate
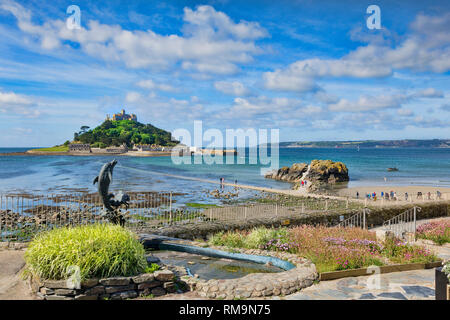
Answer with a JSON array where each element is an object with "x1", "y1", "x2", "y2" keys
[{"x1": 152, "y1": 250, "x2": 284, "y2": 280}]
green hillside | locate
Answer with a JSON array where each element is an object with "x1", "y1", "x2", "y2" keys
[{"x1": 74, "y1": 120, "x2": 177, "y2": 148}]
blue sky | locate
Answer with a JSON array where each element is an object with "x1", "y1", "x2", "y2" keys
[{"x1": 0, "y1": 0, "x2": 449, "y2": 147}]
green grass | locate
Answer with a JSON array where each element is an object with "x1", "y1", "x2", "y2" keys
[
  {"x1": 144, "y1": 263, "x2": 160, "y2": 273},
  {"x1": 24, "y1": 223, "x2": 147, "y2": 281},
  {"x1": 31, "y1": 145, "x2": 69, "y2": 152}
]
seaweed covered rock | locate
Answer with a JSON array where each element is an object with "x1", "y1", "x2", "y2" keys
[
  {"x1": 265, "y1": 160, "x2": 349, "y2": 191},
  {"x1": 305, "y1": 160, "x2": 349, "y2": 184},
  {"x1": 264, "y1": 163, "x2": 308, "y2": 182}
]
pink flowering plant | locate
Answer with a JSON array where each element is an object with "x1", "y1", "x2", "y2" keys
[
  {"x1": 208, "y1": 225, "x2": 439, "y2": 273},
  {"x1": 416, "y1": 220, "x2": 450, "y2": 245},
  {"x1": 382, "y1": 237, "x2": 436, "y2": 264}
]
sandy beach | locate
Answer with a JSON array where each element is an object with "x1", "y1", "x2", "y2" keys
[{"x1": 337, "y1": 185, "x2": 450, "y2": 202}]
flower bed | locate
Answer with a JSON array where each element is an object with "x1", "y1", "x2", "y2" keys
[
  {"x1": 209, "y1": 226, "x2": 439, "y2": 273},
  {"x1": 416, "y1": 219, "x2": 450, "y2": 245}
]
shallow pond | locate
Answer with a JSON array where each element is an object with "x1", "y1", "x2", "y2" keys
[{"x1": 152, "y1": 250, "x2": 284, "y2": 280}]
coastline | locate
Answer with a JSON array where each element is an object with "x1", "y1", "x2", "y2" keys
[{"x1": 0, "y1": 150, "x2": 173, "y2": 157}]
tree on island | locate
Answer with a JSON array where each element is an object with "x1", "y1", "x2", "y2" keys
[{"x1": 73, "y1": 119, "x2": 177, "y2": 148}]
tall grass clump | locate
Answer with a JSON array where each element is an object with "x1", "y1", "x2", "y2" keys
[
  {"x1": 208, "y1": 227, "x2": 289, "y2": 249},
  {"x1": 24, "y1": 223, "x2": 147, "y2": 281}
]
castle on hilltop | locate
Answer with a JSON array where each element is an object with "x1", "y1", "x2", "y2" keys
[{"x1": 106, "y1": 109, "x2": 137, "y2": 121}]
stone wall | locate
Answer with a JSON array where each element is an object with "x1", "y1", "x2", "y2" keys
[
  {"x1": 29, "y1": 269, "x2": 178, "y2": 300},
  {"x1": 0, "y1": 241, "x2": 27, "y2": 251},
  {"x1": 183, "y1": 243, "x2": 317, "y2": 299}
]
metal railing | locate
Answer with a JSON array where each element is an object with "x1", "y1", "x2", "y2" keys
[
  {"x1": 0, "y1": 192, "x2": 361, "y2": 242},
  {"x1": 336, "y1": 208, "x2": 370, "y2": 229},
  {"x1": 382, "y1": 206, "x2": 420, "y2": 238}
]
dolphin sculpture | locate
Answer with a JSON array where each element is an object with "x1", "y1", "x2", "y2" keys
[{"x1": 93, "y1": 159, "x2": 118, "y2": 212}]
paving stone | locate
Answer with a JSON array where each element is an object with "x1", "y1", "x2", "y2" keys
[
  {"x1": 358, "y1": 293, "x2": 377, "y2": 300},
  {"x1": 377, "y1": 292, "x2": 408, "y2": 300},
  {"x1": 401, "y1": 286, "x2": 435, "y2": 298}
]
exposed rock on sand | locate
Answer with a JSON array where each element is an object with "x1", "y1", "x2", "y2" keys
[
  {"x1": 264, "y1": 163, "x2": 308, "y2": 182},
  {"x1": 265, "y1": 160, "x2": 349, "y2": 191}
]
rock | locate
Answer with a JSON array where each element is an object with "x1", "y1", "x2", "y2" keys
[
  {"x1": 163, "y1": 282, "x2": 177, "y2": 293},
  {"x1": 45, "y1": 295, "x2": 74, "y2": 300},
  {"x1": 154, "y1": 270, "x2": 174, "y2": 282},
  {"x1": 146, "y1": 255, "x2": 161, "y2": 264},
  {"x1": 110, "y1": 290, "x2": 137, "y2": 300},
  {"x1": 43, "y1": 280, "x2": 71, "y2": 289},
  {"x1": 137, "y1": 281, "x2": 161, "y2": 290},
  {"x1": 75, "y1": 294, "x2": 98, "y2": 300},
  {"x1": 105, "y1": 285, "x2": 136, "y2": 294},
  {"x1": 99, "y1": 277, "x2": 131, "y2": 286},
  {"x1": 84, "y1": 286, "x2": 105, "y2": 296},
  {"x1": 54, "y1": 289, "x2": 77, "y2": 296},
  {"x1": 151, "y1": 287, "x2": 166, "y2": 297},
  {"x1": 39, "y1": 287, "x2": 54, "y2": 295},
  {"x1": 264, "y1": 163, "x2": 308, "y2": 182},
  {"x1": 304, "y1": 160, "x2": 349, "y2": 185},
  {"x1": 81, "y1": 278, "x2": 99, "y2": 289},
  {"x1": 132, "y1": 273, "x2": 155, "y2": 284},
  {"x1": 375, "y1": 229, "x2": 395, "y2": 242}
]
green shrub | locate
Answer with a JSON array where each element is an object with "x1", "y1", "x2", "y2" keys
[
  {"x1": 244, "y1": 227, "x2": 289, "y2": 249},
  {"x1": 209, "y1": 231, "x2": 245, "y2": 248},
  {"x1": 145, "y1": 263, "x2": 160, "y2": 273},
  {"x1": 24, "y1": 223, "x2": 147, "y2": 281}
]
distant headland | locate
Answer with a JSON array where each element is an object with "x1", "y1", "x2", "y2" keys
[{"x1": 277, "y1": 139, "x2": 450, "y2": 149}]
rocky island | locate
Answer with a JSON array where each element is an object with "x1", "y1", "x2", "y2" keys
[{"x1": 265, "y1": 159, "x2": 349, "y2": 192}]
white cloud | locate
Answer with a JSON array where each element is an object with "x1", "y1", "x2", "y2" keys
[
  {"x1": 412, "y1": 88, "x2": 444, "y2": 98},
  {"x1": 136, "y1": 80, "x2": 177, "y2": 92},
  {"x1": 214, "y1": 81, "x2": 251, "y2": 96},
  {"x1": 125, "y1": 91, "x2": 141, "y2": 103},
  {"x1": 0, "y1": 90, "x2": 32, "y2": 105},
  {"x1": 263, "y1": 12, "x2": 450, "y2": 93},
  {"x1": 1, "y1": 2, "x2": 267, "y2": 76},
  {"x1": 328, "y1": 94, "x2": 408, "y2": 112}
]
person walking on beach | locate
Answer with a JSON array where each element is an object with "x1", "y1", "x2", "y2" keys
[
  {"x1": 301, "y1": 180, "x2": 304, "y2": 187},
  {"x1": 405, "y1": 192, "x2": 408, "y2": 201},
  {"x1": 356, "y1": 191, "x2": 359, "y2": 199}
]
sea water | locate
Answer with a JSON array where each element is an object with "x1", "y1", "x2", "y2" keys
[{"x1": 0, "y1": 148, "x2": 449, "y2": 202}]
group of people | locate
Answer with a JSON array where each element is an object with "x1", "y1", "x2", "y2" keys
[
  {"x1": 356, "y1": 190, "x2": 443, "y2": 201},
  {"x1": 300, "y1": 180, "x2": 308, "y2": 187},
  {"x1": 219, "y1": 177, "x2": 239, "y2": 191}
]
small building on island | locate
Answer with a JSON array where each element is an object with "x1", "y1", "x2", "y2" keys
[
  {"x1": 105, "y1": 143, "x2": 128, "y2": 154},
  {"x1": 69, "y1": 143, "x2": 91, "y2": 153},
  {"x1": 106, "y1": 109, "x2": 137, "y2": 122}
]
